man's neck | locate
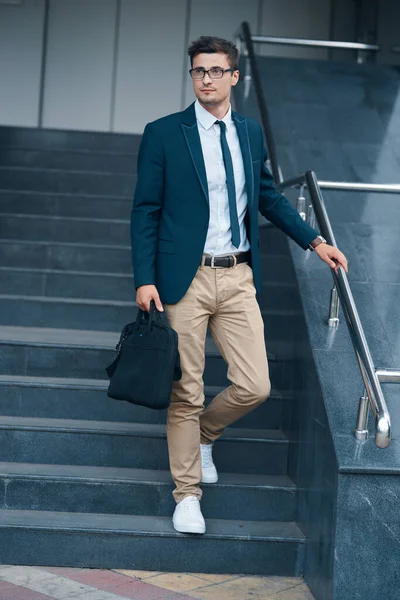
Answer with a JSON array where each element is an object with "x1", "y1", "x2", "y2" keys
[{"x1": 198, "y1": 99, "x2": 231, "y2": 121}]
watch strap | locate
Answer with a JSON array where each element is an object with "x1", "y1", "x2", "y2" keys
[{"x1": 309, "y1": 235, "x2": 327, "y2": 251}]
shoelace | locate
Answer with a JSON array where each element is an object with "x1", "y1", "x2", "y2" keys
[
  {"x1": 201, "y1": 445, "x2": 213, "y2": 468},
  {"x1": 184, "y1": 497, "x2": 202, "y2": 517}
]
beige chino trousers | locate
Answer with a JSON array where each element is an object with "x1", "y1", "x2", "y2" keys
[{"x1": 164, "y1": 259, "x2": 271, "y2": 503}]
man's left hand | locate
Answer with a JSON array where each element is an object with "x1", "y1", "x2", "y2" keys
[{"x1": 314, "y1": 243, "x2": 348, "y2": 274}]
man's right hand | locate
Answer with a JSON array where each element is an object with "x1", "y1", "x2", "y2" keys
[{"x1": 136, "y1": 285, "x2": 164, "y2": 313}]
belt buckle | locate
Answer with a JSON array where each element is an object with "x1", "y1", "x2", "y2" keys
[{"x1": 210, "y1": 256, "x2": 221, "y2": 269}]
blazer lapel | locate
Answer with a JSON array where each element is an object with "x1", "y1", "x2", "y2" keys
[
  {"x1": 232, "y1": 112, "x2": 254, "y2": 206},
  {"x1": 181, "y1": 104, "x2": 209, "y2": 204}
]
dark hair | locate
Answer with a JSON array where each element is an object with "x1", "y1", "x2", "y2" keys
[{"x1": 188, "y1": 36, "x2": 239, "y2": 70}]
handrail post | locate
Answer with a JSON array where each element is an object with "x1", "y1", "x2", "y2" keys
[
  {"x1": 328, "y1": 286, "x2": 340, "y2": 327},
  {"x1": 355, "y1": 387, "x2": 370, "y2": 440},
  {"x1": 297, "y1": 185, "x2": 306, "y2": 220},
  {"x1": 306, "y1": 203, "x2": 316, "y2": 229}
]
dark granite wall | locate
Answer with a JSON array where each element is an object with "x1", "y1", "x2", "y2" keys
[{"x1": 235, "y1": 53, "x2": 400, "y2": 600}]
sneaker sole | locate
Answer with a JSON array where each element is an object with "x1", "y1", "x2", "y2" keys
[
  {"x1": 201, "y1": 474, "x2": 218, "y2": 483},
  {"x1": 173, "y1": 521, "x2": 206, "y2": 535}
]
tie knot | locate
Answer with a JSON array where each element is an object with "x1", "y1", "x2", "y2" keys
[{"x1": 215, "y1": 120, "x2": 226, "y2": 131}]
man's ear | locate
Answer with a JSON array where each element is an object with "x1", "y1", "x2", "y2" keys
[{"x1": 231, "y1": 70, "x2": 240, "y2": 86}]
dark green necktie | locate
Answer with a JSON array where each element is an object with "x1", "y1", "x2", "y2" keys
[{"x1": 215, "y1": 120, "x2": 240, "y2": 248}]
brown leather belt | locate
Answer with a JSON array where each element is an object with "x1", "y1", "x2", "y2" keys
[{"x1": 201, "y1": 251, "x2": 250, "y2": 269}]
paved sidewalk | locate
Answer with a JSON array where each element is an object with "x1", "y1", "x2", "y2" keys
[{"x1": 0, "y1": 565, "x2": 315, "y2": 599}]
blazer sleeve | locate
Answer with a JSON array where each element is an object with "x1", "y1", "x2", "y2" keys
[
  {"x1": 257, "y1": 127, "x2": 319, "y2": 250},
  {"x1": 130, "y1": 123, "x2": 164, "y2": 289}
]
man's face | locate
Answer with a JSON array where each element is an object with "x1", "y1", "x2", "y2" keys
[{"x1": 191, "y1": 52, "x2": 239, "y2": 107}]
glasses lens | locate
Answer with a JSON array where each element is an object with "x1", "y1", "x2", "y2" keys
[
  {"x1": 191, "y1": 68, "x2": 205, "y2": 79},
  {"x1": 209, "y1": 67, "x2": 224, "y2": 79}
]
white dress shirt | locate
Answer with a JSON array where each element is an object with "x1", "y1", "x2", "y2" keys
[{"x1": 195, "y1": 100, "x2": 250, "y2": 256}]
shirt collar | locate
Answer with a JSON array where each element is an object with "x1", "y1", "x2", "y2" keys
[{"x1": 195, "y1": 100, "x2": 233, "y2": 131}]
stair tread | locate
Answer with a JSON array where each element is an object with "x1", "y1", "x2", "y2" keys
[
  {"x1": 0, "y1": 189, "x2": 131, "y2": 200},
  {"x1": 0, "y1": 293, "x2": 136, "y2": 308},
  {"x1": 0, "y1": 326, "x2": 219, "y2": 354},
  {"x1": 0, "y1": 416, "x2": 287, "y2": 441},
  {"x1": 0, "y1": 325, "x2": 120, "y2": 348},
  {"x1": 0, "y1": 461, "x2": 295, "y2": 488},
  {"x1": 0, "y1": 508, "x2": 305, "y2": 541},
  {"x1": 0, "y1": 294, "x2": 301, "y2": 316},
  {"x1": 0, "y1": 212, "x2": 131, "y2": 224},
  {"x1": 0, "y1": 374, "x2": 288, "y2": 398},
  {"x1": 0, "y1": 326, "x2": 288, "y2": 364},
  {"x1": 0, "y1": 165, "x2": 134, "y2": 177},
  {"x1": 0, "y1": 237, "x2": 132, "y2": 250},
  {"x1": 0, "y1": 265, "x2": 298, "y2": 288}
]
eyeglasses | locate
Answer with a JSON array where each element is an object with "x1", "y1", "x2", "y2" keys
[{"x1": 189, "y1": 67, "x2": 235, "y2": 80}]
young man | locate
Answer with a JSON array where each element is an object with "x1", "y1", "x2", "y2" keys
[{"x1": 131, "y1": 36, "x2": 348, "y2": 534}]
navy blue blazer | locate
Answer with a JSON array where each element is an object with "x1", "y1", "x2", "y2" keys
[{"x1": 131, "y1": 102, "x2": 318, "y2": 304}]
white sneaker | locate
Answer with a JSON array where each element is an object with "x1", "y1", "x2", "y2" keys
[
  {"x1": 200, "y1": 443, "x2": 218, "y2": 483},
  {"x1": 173, "y1": 495, "x2": 206, "y2": 534}
]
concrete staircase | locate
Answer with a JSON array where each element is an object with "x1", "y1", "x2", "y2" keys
[{"x1": 0, "y1": 125, "x2": 304, "y2": 575}]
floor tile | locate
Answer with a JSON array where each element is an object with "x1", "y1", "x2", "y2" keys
[
  {"x1": 187, "y1": 574, "x2": 241, "y2": 584},
  {"x1": 21, "y1": 574, "x2": 94, "y2": 598},
  {"x1": 0, "y1": 580, "x2": 15, "y2": 590},
  {"x1": 67, "y1": 569, "x2": 136, "y2": 589},
  {"x1": 68, "y1": 591, "x2": 130, "y2": 600},
  {"x1": 218, "y1": 576, "x2": 306, "y2": 596},
  {"x1": 154, "y1": 593, "x2": 195, "y2": 600},
  {"x1": 263, "y1": 582, "x2": 315, "y2": 599},
  {"x1": 36, "y1": 566, "x2": 87, "y2": 576},
  {"x1": 98, "y1": 579, "x2": 176, "y2": 599},
  {"x1": 112, "y1": 569, "x2": 160, "y2": 580},
  {"x1": 186, "y1": 583, "x2": 261, "y2": 600},
  {"x1": 0, "y1": 583, "x2": 53, "y2": 600},
  {"x1": 147, "y1": 573, "x2": 209, "y2": 593},
  {"x1": 0, "y1": 566, "x2": 53, "y2": 587}
]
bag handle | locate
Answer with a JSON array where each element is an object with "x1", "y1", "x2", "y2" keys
[{"x1": 136, "y1": 300, "x2": 166, "y2": 333}]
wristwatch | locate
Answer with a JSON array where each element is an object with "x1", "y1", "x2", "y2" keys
[{"x1": 309, "y1": 235, "x2": 327, "y2": 251}]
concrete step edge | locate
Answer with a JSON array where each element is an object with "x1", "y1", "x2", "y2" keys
[
  {"x1": 0, "y1": 461, "x2": 296, "y2": 489},
  {"x1": 0, "y1": 165, "x2": 136, "y2": 177},
  {"x1": 0, "y1": 212, "x2": 130, "y2": 225},
  {"x1": 0, "y1": 374, "x2": 290, "y2": 400},
  {"x1": 0, "y1": 508, "x2": 305, "y2": 541},
  {"x1": 0, "y1": 189, "x2": 131, "y2": 201},
  {"x1": 0, "y1": 416, "x2": 287, "y2": 442}
]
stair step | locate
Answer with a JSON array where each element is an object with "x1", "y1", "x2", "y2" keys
[
  {"x1": 0, "y1": 462, "x2": 296, "y2": 521},
  {"x1": 0, "y1": 213, "x2": 290, "y2": 256},
  {"x1": 0, "y1": 166, "x2": 136, "y2": 197},
  {"x1": 0, "y1": 375, "x2": 289, "y2": 430},
  {"x1": 0, "y1": 417, "x2": 288, "y2": 475},
  {"x1": 0, "y1": 213, "x2": 131, "y2": 245},
  {"x1": 0, "y1": 293, "x2": 300, "y2": 341},
  {"x1": 0, "y1": 125, "x2": 142, "y2": 152},
  {"x1": 0, "y1": 324, "x2": 290, "y2": 388},
  {"x1": 0, "y1": 266, "x2": 298, "y2": 311},
  {"x1": 0, "y1": 148, "x2": 137, "y2": 173},
  {"x1": 0, "y1": 238, "x2": 295, "y2": 282},
  {"x1": 0, "y1": 508, "x2": 305, "y2": 575},
  {"x1": 0, "y1": 190, "x2": 132, "y2": 219}
]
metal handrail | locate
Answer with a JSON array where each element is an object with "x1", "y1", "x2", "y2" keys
[
  {"x1": 279, "y1": 172, "x2": 391, "y2": 448},
  {"x1": 236, "y1": 22, "x2": 282, "y2": 184},
  {"x1": 251, "y1": 34, "x2": 380, "y2": 52},
  {"x1": 319, "y1": 181, "x2": 400, "y2": 193},
  {"x1": 236, "y1": 21, "x2": 392, "y2": 448}
]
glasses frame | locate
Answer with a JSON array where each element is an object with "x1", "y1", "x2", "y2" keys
[{"x1": 189, "y1": 67, "x2": 235, "y2": 80}]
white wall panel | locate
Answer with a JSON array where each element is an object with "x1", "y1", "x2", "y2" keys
[
  {"x1": 42, "y1": 0, "x2": 117, "y2": 130},
  {"x1": 260, "y1": 0, "x2": 331, "y2": 60},
  {"x1": 184, "y1": 0, "x2": 260, "y2": 107},
  {"x1": 0, "y1": 0, "x2": 45, "y2": 126},
  {"x1": 113, "y1": 0, "x2": 187, "y2": 134}
]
